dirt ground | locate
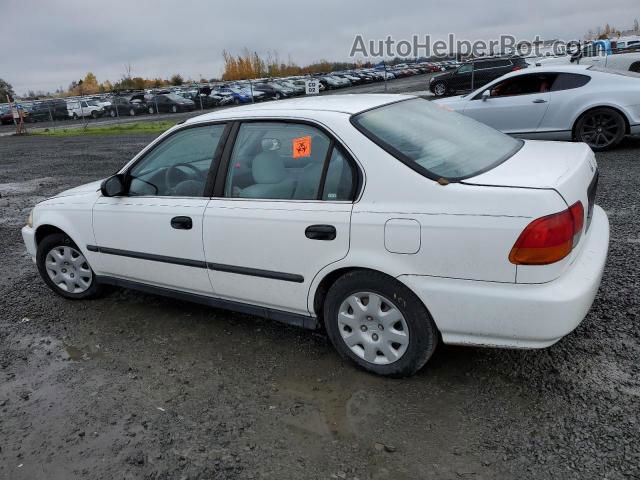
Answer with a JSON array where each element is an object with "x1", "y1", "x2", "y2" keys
[{"x1": 0, "y1": 133, "x2": 639, "y2": 480}]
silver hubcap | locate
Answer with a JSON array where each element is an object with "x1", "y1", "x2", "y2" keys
[
  {"x1": 338, "y1": 292, "x2": 409, "y2": 365},
  {"x1": 435, "y1": 84, "x2": 445, "y2": 95},
  {"x1": 45, "y1": 246, "x2": 92, "y2": 294}
]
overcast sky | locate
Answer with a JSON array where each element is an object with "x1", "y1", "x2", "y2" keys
[{"x1": 3, "y1": 0, "x2": 638, "y2": 94}]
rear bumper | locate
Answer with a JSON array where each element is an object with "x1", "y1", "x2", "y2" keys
[{"x1": 398, "y1": 205, "x2": 609, "y2": 349}]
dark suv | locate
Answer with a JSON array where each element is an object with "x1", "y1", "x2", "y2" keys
[{"x1": 429, "y1": 56, "x2": 528, "y2": 97}]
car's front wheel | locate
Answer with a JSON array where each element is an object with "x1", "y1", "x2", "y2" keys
[
  {"x1": 171, "y1": 105, "x2": 178, "y2": 113},
  {"x1": 148, "y1": 106, "x2": 154, "y2": 114},
  {"x1": 129, "y1": 108, "x2": 136, "y2": 116},
  {"x1": 36, "y1": 233, "x2": 103, "y2": 300},
  {"x1": 324, "y1": 270, "x2": 438, "y2": 377},
  {"x1": 432, "y1": 82, "x2": 448, "y2": 97}
]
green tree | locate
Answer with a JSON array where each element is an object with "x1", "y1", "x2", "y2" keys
[
  {"x1": 170, "y1": 74, "x2": 184, "y2": 86},
  {"x1": 0, "y1": 78, "x2": 15, "y2": 101}
]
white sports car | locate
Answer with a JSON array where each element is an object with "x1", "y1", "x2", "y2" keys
[
  {"x1": 21, "y1": 95, "x2": 609, "y2": 377},
  {"x1": 433, "y1": 65, "x2": 640, "y2": 151}
]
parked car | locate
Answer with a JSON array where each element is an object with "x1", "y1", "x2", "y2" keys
[
  {"x1": 147, "y1": 94, "x2": 195, "y2": 113},
  {"x1": 433, "y1": 65, "x2": 640, "y2": 151},
  {"x1": 66, "y1": 99, "x2": 104, "y2": 119},
  {"x1": 24, "y1": 100, "x2": 69, "y2": 121},
  {"x1": 535, "y1": 39, "x2": 640, "y2": 73},
  {"x1": 22, "y1": 95, "x2": 608, "y2": 377},
  {"x1": 429, "y1": 56, "x2": 529, "y2": 97},
  {"x1": 0, "y1": 105, "x2": 14, "y2": 124},
  {"x1": 214, "y1": 87, "x2": 252, "y2": 105},
  {"x1": 106, "y1": 96, "x2": 148, "y2": 117}
]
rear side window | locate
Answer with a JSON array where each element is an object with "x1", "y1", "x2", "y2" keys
[
  {"x1": 352, "y1": 98, "x2": 522, "y2": 181},
  {"x1": 551, "y1": 73, "x2": 591, "y2": 91}
]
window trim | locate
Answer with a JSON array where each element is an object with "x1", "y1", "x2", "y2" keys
[
  {"x1": 121, "y1": 120, "x2": 230, "y2": 199},
  {"x1": 214, "y1": 118, "x2": 362, "y2": 203},
  {"x1": 350, "y1": 97, "x2": 524, "y2": 183}
]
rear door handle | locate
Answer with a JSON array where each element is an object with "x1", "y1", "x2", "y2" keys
[
  {"x1": 305, "y1": 225, "x2": 336, "y2": 241},
  {"x1": 171, "y1": 216, "x2": 193, "y2": 230},
  {"x1": 532, "y1": 99, "x2": 548, "y2": 104}
]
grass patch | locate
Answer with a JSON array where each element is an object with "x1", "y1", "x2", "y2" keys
[{"x1": 31, "y1": 120, "x2": 176, "y2": 137}]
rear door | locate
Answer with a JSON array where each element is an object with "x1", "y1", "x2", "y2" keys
[{"x1": 203, "y1": 120, "x2": 358, "y2": 316}]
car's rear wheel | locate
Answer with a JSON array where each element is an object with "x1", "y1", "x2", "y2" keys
[
  {"x1": 129, "y1": 108, "x2": 135, "y2": 116},
  {"x1": 629, "y1": 62, "x2": 640, "y2": 73},
  {"x1": 148, "y1": 106, "x2": 154, "y2": 114},
  {"x1": 109, "y1": 110, "x2": 116, "y2": 117},
  {"x1": 171, "y1": 105, "x2": 178, "y2": 113},
  {"x1": 575, "y1": 108, "x2": 626, "y2": 151},
  {"x1": 433, "y1": 82, "x2": 447, "y2": 97},
  {"x1": 91, "y1": 110, "x2": 99, "y2": 119},
  {"x1": 36, "y1": 233, "x2": 103, "y2": 300},
  {"x1": 324, "y1": 270, "x2": 438, "y2": 377},
  {"x1": 72, "y1": 113, "x2": 78, "y2": 120}
]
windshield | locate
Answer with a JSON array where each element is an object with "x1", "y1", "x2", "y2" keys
[
  {"x1": 165, "y1": 93, "x2": 184, "y2": 101},
  {"x1": 351, "y1": 98, "x2": 522, "y2": 181}
]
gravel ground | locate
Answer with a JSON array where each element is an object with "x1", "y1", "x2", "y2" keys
[
  {"x1": 0, "y1": 74, "x2": 433, "y2": 136},
  {"x1": 0, "y1": 133, "x2": 638, "y2": 480}
]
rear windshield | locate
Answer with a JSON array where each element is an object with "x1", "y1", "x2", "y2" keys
[{"x1": 351, "y1": 98, "x2": 522, "y2": 181}]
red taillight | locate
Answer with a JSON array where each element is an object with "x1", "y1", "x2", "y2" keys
[
  {"x1": 570, "y1": 201, "x2": 584, "y2": 246},
  {"x1": 509, "y1": 202, "x2": 584, "y2": 265},
  {"x1": 512, "y1": 66, "x2": 522, "y2": 71}
]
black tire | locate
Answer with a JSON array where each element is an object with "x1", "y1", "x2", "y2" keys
[
  {"x1": 233, "y1": 98, "x2": 240, "y2": 105},
  {"x1": 629, "y1": 62, "x2": 640, "y2": 73},
  {"x1": 148, "y1": 106, "x2": 155, "y2": 114},
  {"x1": 129, "y1": 108, "x2": 135, "y2": 116},
  {"x1": 36, "y1": 233, "x2": 104, "y2": 300},
  {"x1": 275, "y1": 92, "x2": 282, "y2": 100},
  {"x1": 432, "y1": 82, "x2": 448, "y2": 97},
  {"x1": 574, "y1": 108, "x2": 626, "y2": 152},
  {"x1": 171, "y1": 105, "x2": 178, "y2": 113},
  {"x1": 91, "y1": 110, "x2": 99, "y2": 119},
  {"x1": 72, "y1": 113, "x2": 78, "y2": 120},
  {"x1": 109, "y1": 110, "x2": 116, "y2": 118},
  {"x1": 323, "y1": 270, "x2": 438, "y2": 377}
]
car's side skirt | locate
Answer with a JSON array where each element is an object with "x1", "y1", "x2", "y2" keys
[
  {"x1": 96, "y1": 275, "x2": 319, "y2": 330},
  {"x1": 510, "y1": 130, "x2": 572, "y2": 141}
]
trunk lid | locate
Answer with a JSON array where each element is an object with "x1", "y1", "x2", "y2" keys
[
  {"x1": 464, "y1": 140, "x2": 597, "y2": 208},
  {"x1": 464, "y1": 140, "x2": 599, "y2": 283}
]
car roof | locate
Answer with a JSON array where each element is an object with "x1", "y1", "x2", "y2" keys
[{"x1": 184, "y1": 94, "x2": 413, "y2": 123}]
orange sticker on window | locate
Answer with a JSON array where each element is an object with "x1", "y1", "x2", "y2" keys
[{"x1": 292, "y1": 136, "x2": 312, "y2": 158}]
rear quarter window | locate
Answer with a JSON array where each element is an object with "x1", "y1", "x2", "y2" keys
[{"x1": 551, "y1": 73, "x2": 591, "y2": 91}]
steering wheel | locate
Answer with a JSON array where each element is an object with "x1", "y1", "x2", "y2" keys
[{"x1": 164, "y1": 163, "x2": 202, "y2": 193}]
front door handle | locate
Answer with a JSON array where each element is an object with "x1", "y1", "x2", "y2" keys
[
  {"x1": 305, "y1": 225, "x2": 336, "y2": 241},
  {"x1": 532, "y1": 99, "x2": 548, "y2": 104},
  {"x1": 171, "y1": 216, "x2": 193, "y2": 230}
]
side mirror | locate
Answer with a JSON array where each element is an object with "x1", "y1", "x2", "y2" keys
[
  {"x1": 101, "y1": 174, "x2": 126, "y2": 197},
  {"x1": 482, "y1": 90, "x2": 491, "y2": 102}
]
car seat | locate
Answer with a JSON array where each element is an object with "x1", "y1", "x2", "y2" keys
[{"x1": 240, "y1": 140, "x2": 295, "y2": 199}]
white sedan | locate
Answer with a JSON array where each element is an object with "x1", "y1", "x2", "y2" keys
[
  {"x1": 21, "y1": 95, "x2": 609, "y2": 377},
  {"x1": 434, "y1": 65, "x2": 640, "y2": 151}
]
